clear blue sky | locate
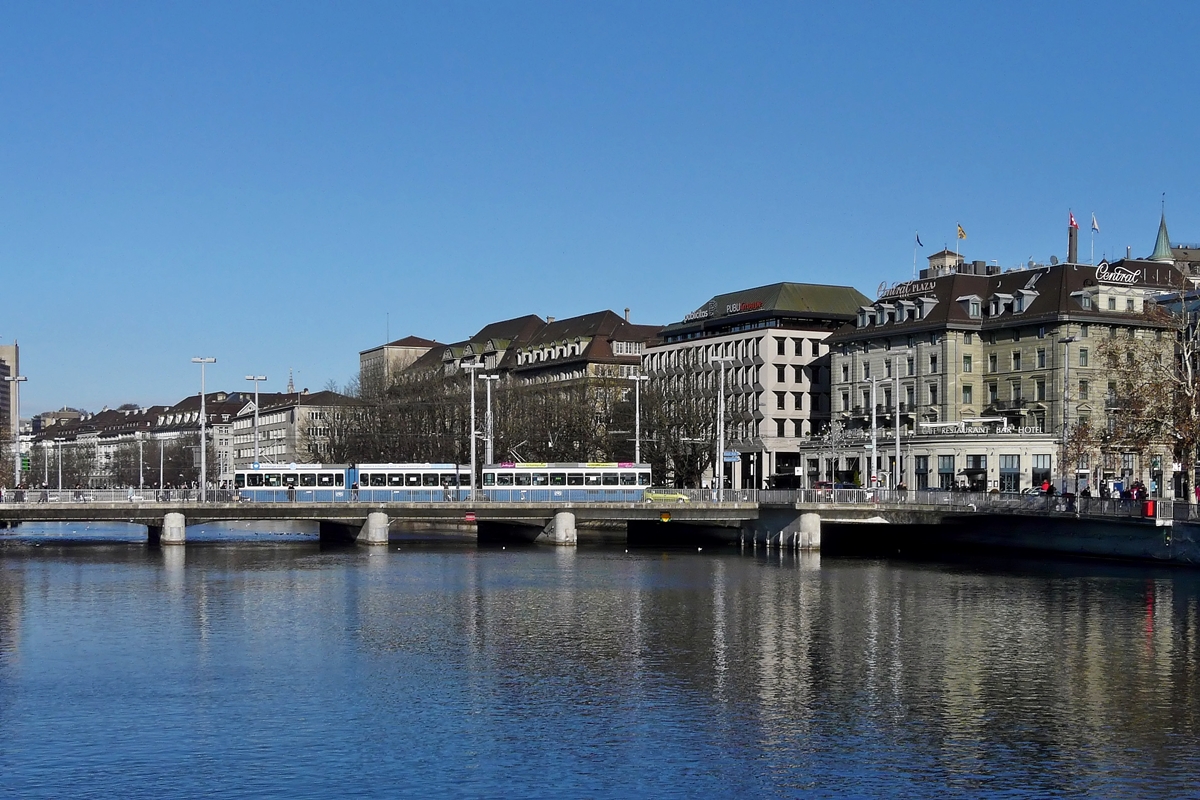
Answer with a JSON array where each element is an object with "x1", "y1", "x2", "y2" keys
[{"x1": 2, "y1": 1, "x2": 1196, "y2": 413}]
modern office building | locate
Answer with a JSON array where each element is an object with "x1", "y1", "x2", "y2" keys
[{"x1": 642, "y1": 282, "x2": 870, "y2": 489}]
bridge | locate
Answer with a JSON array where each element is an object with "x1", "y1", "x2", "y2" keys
[{"x1": 0, "y1": 487, "x2": 1185, "y2": 557}]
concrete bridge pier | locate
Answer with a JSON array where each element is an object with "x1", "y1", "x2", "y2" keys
[
  {"x1": 546, "y1": 511, "x2": 577, "y2": 546},
  {"x1": 797, "y1": 512, "x2": 821, "y2": 550},
  {"x1": 148, "y1": 512, "x2": 187, "y2": 546},
  {"x1": 358, "y1": 512, "x2": 390, "y2": 546}
]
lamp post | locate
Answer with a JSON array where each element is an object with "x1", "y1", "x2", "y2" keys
[
  {"x1": 1059, "y1": 336, "x2": 1077, "y2": 494},
  {"x1": 244, "y1": 374, "x2": 267, "y2": 464},
  {"x1": 137, "y1": 431, "x2": 144, "y2": 492},
  {"x1": 869, "y1": 377, "x2": 879, "y2": 488},
  {"x1": 711, "y1": 356, "x2": 735, "y2": 497},
  {"x1": 481, "y1": 373, "x2": 499, "y2": 465},
  {"x1": 3, "y1": 374, "x2": 26, "y2": 487},
  {"x1": 191, "y1": 357, "x2": 216, "y2": 502},
  {"x1": 630, "y1": 372, "x2": 650, "y2": 463},
  {"x1": 463, "y1": 362, "x2": 483, "y2": 501},
  {"x1": 56, "y1": 439, "x2": 62, "y2": 492}
]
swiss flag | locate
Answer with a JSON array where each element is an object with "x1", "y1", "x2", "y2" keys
[{"x1": 1069, "y1": 212, "x2": 1079, "y2": 229}]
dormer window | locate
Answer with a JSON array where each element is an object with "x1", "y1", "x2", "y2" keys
[{"x1": 1081, "y1": 294, "x2": 1093, "y2": 310}]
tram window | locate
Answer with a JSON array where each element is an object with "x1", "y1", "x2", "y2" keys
[
  {"x1": 532, "y1": 473, "x2": 549, "y2": 486},
  {"x1": 483, "y1": 472, "x2": 496, "y2": 486},
  {"x1": 497, "y1": 473, "x2": 514, "y2": 486},
  {"x1": 602, "y1": 474, "x2": 619, "y2": 486},
  {"x1": 335, "y1": 473, "x2": 344, "y2": 486},
  {"x1": 458, "y1": 472, "x2": 470, "y2": 486},
  {"x1": 405, "y1": 474, "x2": 421, "y2": 486},
  {"x1": 370, "y1": 474, "x2": 386, "y2": 487},
  {"x1": 358, "y1": 474, "x2": 371, "y2": 486},
  {"x1": 423, "y1": 473, "x2": 439, "y2": 486},
  {"x1": 584, "y1": 473, "x2": 602, "y2": 486},
  {"x1": 637, "y1": 472, "x2": 651, "y2": 485},
  {"x1": 514, "y1": 473, "x2": 532, "y2": 486},
  {"x1": 235, "y1": 474, "x2": 246, "y2": 488},
  {"x1": 300, "y1": 474, "x2": 316, "y2": 487},
  {"x1": 567, "y1": 473, "x2": 584, "y2": 486},
  {"x1": 248, "y1": 474, "x2": 263, "y2": 487},
  {"x1": 318, "y1": 473, "x2": 335, "y2": 486},
  {"x1": 619, "y1": 473, "x2": 636, "y2": 486},
  {"x1": 440, "y1": 474, "x2": 457, "y2": 487},
  {"x1": 550, "y1": 473, "x2": 566, "y2": 486},
  {"x1": 388, "y1": 474, "x2": 404, "y2": 487},
  {"x1": 283, "y1": 474, "x2": 299, "y2": 486},
  {"x1": 264, "y1": 474, "x2": 281, "y2": 487}
]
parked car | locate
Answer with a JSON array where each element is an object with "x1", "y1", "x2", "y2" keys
[{"x1": 644, "y1": 489, "x2": 690, "y2": 503}]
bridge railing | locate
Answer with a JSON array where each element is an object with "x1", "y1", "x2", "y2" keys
[{"x1": 0, "y1": 488, "x2": 239, "y2": 504}]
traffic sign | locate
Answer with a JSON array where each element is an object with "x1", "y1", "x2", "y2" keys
[{"x1": 723, "y1": 450, "x2": 740, "y2": 463}]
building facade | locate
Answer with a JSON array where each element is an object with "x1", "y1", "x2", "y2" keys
[
  {"x1": 643, "y1": 282, "x2": 870, "y2": 489},
  {"x1": 813, "y1": 233, "x2": 1182, "y2": 495}
]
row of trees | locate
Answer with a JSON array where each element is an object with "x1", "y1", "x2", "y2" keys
[
  {"x1": 315, "y1": 368, "x2": 722, "y2": 487},
  {"x1": 20, "y1": 435, "x2": 215, "y2": 489}
]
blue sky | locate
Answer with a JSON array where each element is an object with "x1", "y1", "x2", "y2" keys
[{"x1": 2, "y1": 1, "x2": 1197, "y2": 413}]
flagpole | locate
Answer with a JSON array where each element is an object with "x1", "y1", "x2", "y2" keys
[{"x1": 913, "y1": 232, "x2": 917, "y2": 280}]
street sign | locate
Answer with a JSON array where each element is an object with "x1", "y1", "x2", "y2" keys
[
  {"x1": 251, "y1": 462, "x2": 261, "y2": 470},
  {"x1": 793, "y1": 467, "x2": 803, "y2": 476},
  {"x1": 723, "y1": 450, "x2": 740, "y2": 463}
]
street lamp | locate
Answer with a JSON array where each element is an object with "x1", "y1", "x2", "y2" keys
[
  {"x1": 629, "y1": 372, "x2": 650, "y2": 463},
  {"x1": 1059, "y1": 336, "x2": 1078, "y2": 494},
  {"x1": 710, "y1": 356, "x2": 735, "y2": 496},
  {"x1": 481, "y1": 373, "x2": 499, "y2": 465},
  {"x1": 245, "y1": 374, "x2": 267, "y2": 464},
  {"x1": 462, "y1": 362, "x2": 483, "y2": 501},
  {"x1": 191, "y1": 357, "x2": 216, "y2": 502},
  {"x1": 3, "y1": 374, "x2": 26, "y2": 487}
]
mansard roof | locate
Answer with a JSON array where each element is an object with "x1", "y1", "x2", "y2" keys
[{"x1": 663, "y1": 281, "x2": 869, "y2": 337}]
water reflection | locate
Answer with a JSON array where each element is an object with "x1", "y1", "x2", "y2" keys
[{"x1": 0, "y1": 541, "x2": 1197, "y2": 797}]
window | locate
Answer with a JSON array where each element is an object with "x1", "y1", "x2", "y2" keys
[
  {"x1": 1015, "y1": 296, "x2": 1025, "y2": 313},
  {"x1": 777, "y1": 365, "x2": 786, "y2": 383},
  {"x1": 1012, "y1": 351, "x2": 1022, "y2": 371},
  {"x1": 794, "y1": 365, "x2": 804, "y2": 382},
  {"x1": 885, "y1": 359, "x2": 893, "y2": 378},
  {"x1": 965, "y1": 332, "x2": 974, "y2": 344},
  {"x1": 988, "y1": 383, "x2": 998, "y2": 404},
  {"x1": 1037, "y1": 348, "x2": 1046, "y2": 368},
  {"x1": 962, "y1": 354, "x2": 973, "y2": 373},
  {"x1": 794, "y1": 338, "x2": 804, "y2": 356},
  {"x1": 863, "y1": 362, "x2": 871, "y2": 380},
  {"x1": 962, "y1": 384, "x2": 973, "y2": 404},
  {"x1": 1126, "y1": 298, "x2": 1135, "y2": 311},
  {"x1": 792, "y1": 392, "x2": 803, "y2": 410},
  {"x1": 1108, "y1": 297, "x2": 1117, "y2": 310},
  {"x1": 1038, "y1": 326, "x2": 1046, "y2": 338},
  {"x1": 1080, "y1": 324, "x2": 1089, "y2": 337},
  {"x1": 1036, "y1": 379, "x2": 1045, "y2": 401},
  {"x1": 915, "y1": 455, "x2": 930, "y2": 490},
  {"x1": 929, "y1": 354, "x2": 938, "y2": 373},
  {"x1": 999, "y1": 455, "x2": 1020, "y2": 493},
  {"x1": 1079, "y1": 348, "x2": 1089, "y2": 367},
  {"x1": 969, "y1": 300, "x2": 981, "y2": 317},
  {"x1": 905, "y1": 385, "x2": 915, "y2": 407},
  {"x1": 776, "y1": 338, "x2": 786, "y2": 356},
  {"x1": 1081, "y1": 295, "x2": 1093, "y2": 310},
  {"x1": 907, "y1": 357, "x2": 915, "y2": 376},
  {"x1": 1109, "y1": 326, "x2": 1118, "y2": 338},
  {"x1": 929, "y1": 383, "x2": 938, "y2": 405},
  {"x1": 775, "y1": 391, "x2": 785, "y2": 410},
  {"x1": 776, "y1": 419, "x2": 786, "y2": 437},
  {"x1": 841, "y1": 392, "x2": 850, "y2": 411},
  {"x1": 988, "y1": 353, "x2": 998, "y2": 373},
  {"x1": 938, "y1": 455, "x2": 955, "y2": 490},
  {"x1": 1032, "y1": 454, "x2": 1052, "y2": 486},
  {"x1": 841, "y1": 364, "x2": 849, "y2": 382},
  {"x1": 1079, "y1": 379, "x2": 1089, "y2": 400},
  {"x1": 1011, "y1": 380, "x2": 1022, "y2": 401}
]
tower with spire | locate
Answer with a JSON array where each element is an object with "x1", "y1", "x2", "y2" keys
[
  {"x1": 286, "y1": 369, "x2": 295, "y2": 394},
  {"x1": 1149, "y1": 211, "x2": 1175, "y2": 264}
]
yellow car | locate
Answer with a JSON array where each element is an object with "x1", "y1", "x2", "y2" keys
[{"x1": 644, "y1": 489, "x2": 691, "y2": 503}]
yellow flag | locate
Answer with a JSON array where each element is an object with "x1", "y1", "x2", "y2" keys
[{"x1": 957, "y1": 224, "x2": 967, "y2": 240}]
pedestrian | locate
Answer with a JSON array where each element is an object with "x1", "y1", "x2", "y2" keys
[{"x1": 351, "y1": 481, "x2": 359, "y2": 501}]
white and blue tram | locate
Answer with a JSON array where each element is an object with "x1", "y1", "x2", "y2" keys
[
  {"x1": 481, "y1": 462, "x2": 651, "y2": 502},
  {"x1": 234, "y1": 463, "x2": 472, "y2": 502}
]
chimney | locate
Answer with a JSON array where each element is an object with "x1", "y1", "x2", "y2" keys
[
  {"x1": 1068, "y1": 223, "x2": 1079, "y2": 264},
  {"x1": 624, "y1": 307, "x2": 630, "y2": 322},
  {"x1": 547, "y1": 316, "x2": 555, "y2": 324},
  {"x1": 1126, "y1": 246, "x2": 1132, "y2": 259}
]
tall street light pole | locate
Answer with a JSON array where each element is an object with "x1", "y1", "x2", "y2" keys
[
  {"x1": 481, "y1": 373, "x2": 499, "y2": 465},
  {"x1": 245, "y1": 374, "x2": 267, "y2": 464},
  {"x1": 710, "y1": 356, "x2": 735, "y2": 496},
  {"x1": 192, "y1": 357, "x2": 216, "y2": 502},
  {"x1": 1059, "y1": 336, "x2": 1078, "y2": 495},
  {"x1": 4, "y1": 374, "x2": 26, "y2": 487},
  {"x1": 463, "y1": 362, "x2": 483, "y2": 501},
  {"x1": 631, "y1": 373, "x2": 649, "y2": 463}
]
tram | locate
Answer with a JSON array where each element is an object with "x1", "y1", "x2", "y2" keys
[
  {"x1": 481, "y1": 462, "x2": 651, "y2": 502},
  {"x1": 234, "y1": 463, "x2": 472, "y2": 502}
]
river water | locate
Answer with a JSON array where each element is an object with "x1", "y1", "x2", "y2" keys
[{"x1": 2, "y1": 524, "x2": 1199, "y2": 798}]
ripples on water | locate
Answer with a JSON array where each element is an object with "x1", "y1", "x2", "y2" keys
[{"x1": 1, "y1": 523, "x2": 1198, "y2": 798}]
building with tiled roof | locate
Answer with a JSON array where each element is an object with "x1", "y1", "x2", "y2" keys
[{"x1": 359, "y1": 335, "x2": 440, "y2": 389}]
